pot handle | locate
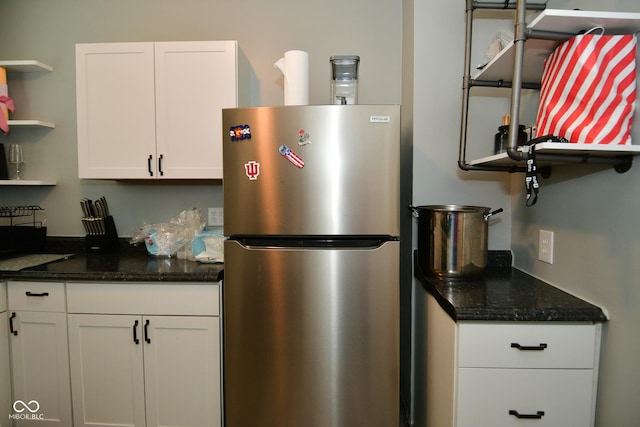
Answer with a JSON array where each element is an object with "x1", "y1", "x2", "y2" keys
[{"x1": 485, "y1": 208, "x2": 504, "y2": 221}]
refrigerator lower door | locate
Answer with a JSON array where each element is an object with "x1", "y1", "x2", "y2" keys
[{"x1": 223, "y1": 239, "x2": 400, "y2": 427}]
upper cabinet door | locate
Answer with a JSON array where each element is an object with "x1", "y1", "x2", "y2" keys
[
  {"x1": 76, "y1": 42, "x2": 157, "y2": 179},
  {"x1": 76, "y1": 41, "x2": 241, "y2": 180},
  {"x1": 154, "y1": 41, "x2": 238, "y2": 179}
]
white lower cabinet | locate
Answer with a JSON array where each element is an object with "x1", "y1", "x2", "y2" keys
[
  {"x1": 7, "y1": 281, "x2": 73, "y2": 427},
  {"x1": 0, "y1": 282, "x2": 11, "y2": 423},
  {"x1": 66, "y1": 282, "x2": 221, "y2": 427},
  {"x1": 426, "y1": 293, "x2": 602, "y2": 427}
]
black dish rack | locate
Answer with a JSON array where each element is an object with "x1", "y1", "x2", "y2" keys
[{"x1": 0, "y1": 205, "x2": 47, "y2": 256}]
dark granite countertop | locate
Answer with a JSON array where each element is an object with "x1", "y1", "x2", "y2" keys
[
  {"x1": 415, "y1": 251, "x2": 607, "y2": 322},
  {"x1": 0, "y1": 238, "x2": 223, "y2": 283}
]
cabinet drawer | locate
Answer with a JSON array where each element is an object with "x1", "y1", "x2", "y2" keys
[
  {"x1": 8, "y1": 281, "x2": 66, "y2": 312},
  {"x1": 458, "y1": 322, "x2": 598, "y2": 369},
  {"x1": 66, "y1": 282, "x2": 219, "y2": 316},
  {"x1": 457, "y1": 368, "x2": 595, "y2": 427}
]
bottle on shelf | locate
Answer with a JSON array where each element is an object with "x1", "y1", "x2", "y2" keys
[{"x1": 494, "y1": 114, "x2": 528, "y2": 155}]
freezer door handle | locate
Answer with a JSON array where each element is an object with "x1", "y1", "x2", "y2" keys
[{"x1": 233, "y1": 236, "x2": 397, "y2": 249}]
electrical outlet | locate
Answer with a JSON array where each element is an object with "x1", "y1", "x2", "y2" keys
[
  {"x1": 538, "y1": 229, "x2": 554, "y2": 264},
  {"x1": 208, "y1": 207, "x2": 224, "y2": 227}
]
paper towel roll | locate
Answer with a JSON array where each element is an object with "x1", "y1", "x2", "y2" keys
[{"x1": 274, "y1": 50, "x2": 309, "y2": 106}]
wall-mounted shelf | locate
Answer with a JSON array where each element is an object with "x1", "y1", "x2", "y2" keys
[
  {"x1": 0, "y1": 60, "x2": 55, "y2": 128},
  {"x1": 7, "y1": 120, "x2": 55, "y2": 129},
  {"x1": 1, "y1": 59, "x2": 56, "y2": 184},
  {"x1": 0, "y1": 60, "x2": 53, "y2": 72},
  {"x1": 459, "y1": 4, "x2": 640, "y2": 173},
  {"x1": 470, "y1": 143, "x2": 640, "y2": 168},
  {"x1": 0, "y1": 180, "x2": 57, "y2": 186},
  {"x1": 474, "y1": 9, "x2": 640, "y2": 84}
]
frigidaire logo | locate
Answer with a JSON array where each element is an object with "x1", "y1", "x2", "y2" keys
[{"x1": 9, "y1": 400, "x2": 44, "y2": 420}]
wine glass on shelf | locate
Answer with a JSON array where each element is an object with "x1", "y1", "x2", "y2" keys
[{"x1": 8, "y1": 144, "x2": 24, "y2": 180}]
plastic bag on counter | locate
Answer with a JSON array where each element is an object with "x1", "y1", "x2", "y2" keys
[
  {"x1": 191, "y1": 227, "x2": 226, "y2": 263},
  {"x1": 129, "y1": 208, "x2": 206, "y2": 258},
  {"x1": 476, "y1": 29, "x2": 513, "y2": 70}
]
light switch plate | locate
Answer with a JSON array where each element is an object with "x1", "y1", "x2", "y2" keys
[{"x1": 208, "y1": 207, "x2": 224, "y2": 227}]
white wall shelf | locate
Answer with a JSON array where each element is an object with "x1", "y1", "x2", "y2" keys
[
  {"x1": 7, "y1": 120, "x2": 55, "y2": 129},
  {"x1": 1, "y1": 59, "x2": 56, "y2": 184},
  {"x1": 0, "y1": 60, "x2": 53, "y2": 72},
  {"x1": 474, "y1": 9, "x2": 640, "y2": 83},
  {"x1": 0, "y1": 180, "x2": 57, "y2": 186},
  {"x1": 1, "y1": 60, "x2": 55, "y2": 128},
  {"x1": 470, "y1": 143, "x2": 640, "y2": 168}
]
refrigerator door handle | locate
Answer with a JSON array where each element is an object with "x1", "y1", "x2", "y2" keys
[{"x1": 232, "y1": 236, "x2": 397, "y2": 249}]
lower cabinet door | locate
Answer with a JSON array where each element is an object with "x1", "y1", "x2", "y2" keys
[
  {"x1": 68, "y1": 314, "x2": 146, "y2": 427},
  {"x1": 143, "y1": 316, "x2": 221, "y2": 427},
  {"x1": 457, "y1": 368, "x2": 595, "y2": 427},
  {"x1": 68, "y1": 314, "x2": 221, "y2": 427},
  {"x1": 0, "y1": 311, "x2": 11, "y2": 422},
  {"x1": 10, "y1": 311, "x2": 72, "y2": 427}
]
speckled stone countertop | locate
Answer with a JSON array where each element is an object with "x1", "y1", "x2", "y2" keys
[
  {"x1": 0, "y1": 238, "x2": 223, "y2": 283},
  {"x1": 415, "y1": 251, "x2": 607, "y2": 322}
]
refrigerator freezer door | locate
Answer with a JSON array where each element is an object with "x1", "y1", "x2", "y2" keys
[
  {"x1": 223, "y1": 239, "x2": 400, "y2": 427},
  {"x1": 223, "y1": 105, "x2": 400, "y2": 237}
]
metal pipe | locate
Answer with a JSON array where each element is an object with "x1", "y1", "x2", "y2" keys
[
  {"x1": 471, "y1": 0, "x2": 546, "y2": 11},
  {"x1": 506, "y1": 0, "x2": 527, "y2": 161},
  {"x1": 458, "y1": 0, "x2": 475, "y2": 171},
  {"x1": 527, "y1": 28, "x2": 575, "y2": 41},
  {"x1": 471, "y1": 79, "x2": 541, "y2": 90}
]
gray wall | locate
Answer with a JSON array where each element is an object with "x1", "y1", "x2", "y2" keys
[
  {"x1": 407, "y1": 0, "x2": 640, "y2": 426},
  {"x1": 0, "y1": 0, "x2": 401, "y2": 236}
]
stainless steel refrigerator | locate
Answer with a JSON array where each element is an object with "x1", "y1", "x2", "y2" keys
[{"x1": 222, "y1": 105, "x2": 400, "y2": 427}]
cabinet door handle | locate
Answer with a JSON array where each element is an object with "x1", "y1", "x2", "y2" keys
[
  {"x1": 25, "y1": 291, "x2": 49, "y2": 297},
  {"x1": 510, "y1": 342, "x2": 548, "y2": 351},
  {"x1": 144, "y1": 319, "x2": 151, "y2": 344},
  {"x1": 133, "y1": 320, "x2": 140, "y2": 344},
  {"x1": 158, "y1": 154, "x2": 164, "y2": 177},
  {"x1": 148, "y1": 155, "x2": 154, "y2": 177},
  {"x1": 509, "y1": 410, "x2": 545, "y2": 419},
  {"x1": 9, "y1": 312, "x2": 17, "y2": 336}
]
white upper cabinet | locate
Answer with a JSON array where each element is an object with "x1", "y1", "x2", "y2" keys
[{"x1": 76, "y1": 41, "x2": 246, "y2": 179}]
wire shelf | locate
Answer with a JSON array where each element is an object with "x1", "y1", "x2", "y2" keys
[{"x1": 0, "y1": 205, "x2": 44, "y2": 226}]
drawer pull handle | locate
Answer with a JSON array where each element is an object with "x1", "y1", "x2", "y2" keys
[
  {"x1": 144, "y1": 319, "x2": 151, "y2": 344},
  {"x1": 25, "y1": 291, "x2": 49, "y2": 297},
  {"x1": 133, "y1": 320, "x2": 140, "y2": 344},
  {"x1": 510, "y1": 342, "x2": 548, "y2": 351},
  {"x1": 9, "y1": 312, "x2": 17, "y2": 336},
  {"x1": 509, "y1": 410, "x2": 545, "y2": 419}
]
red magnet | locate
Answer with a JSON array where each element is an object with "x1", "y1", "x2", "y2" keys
[{"x1": 244, "y1": 161, "x2": 260, "y2": 180}]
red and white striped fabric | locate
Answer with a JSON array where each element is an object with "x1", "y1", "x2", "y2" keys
[{"x1": 535, "y1": 34, "x2": 637, "y2": 145}]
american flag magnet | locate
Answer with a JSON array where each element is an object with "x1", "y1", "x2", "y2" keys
[{"x1": 279, "y1": 145, "x2": 305, "y2": 168}]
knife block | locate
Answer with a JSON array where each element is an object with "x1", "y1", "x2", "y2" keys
[{"x1": 85, "y1": 215, "x2": 119, "y2": 253}]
